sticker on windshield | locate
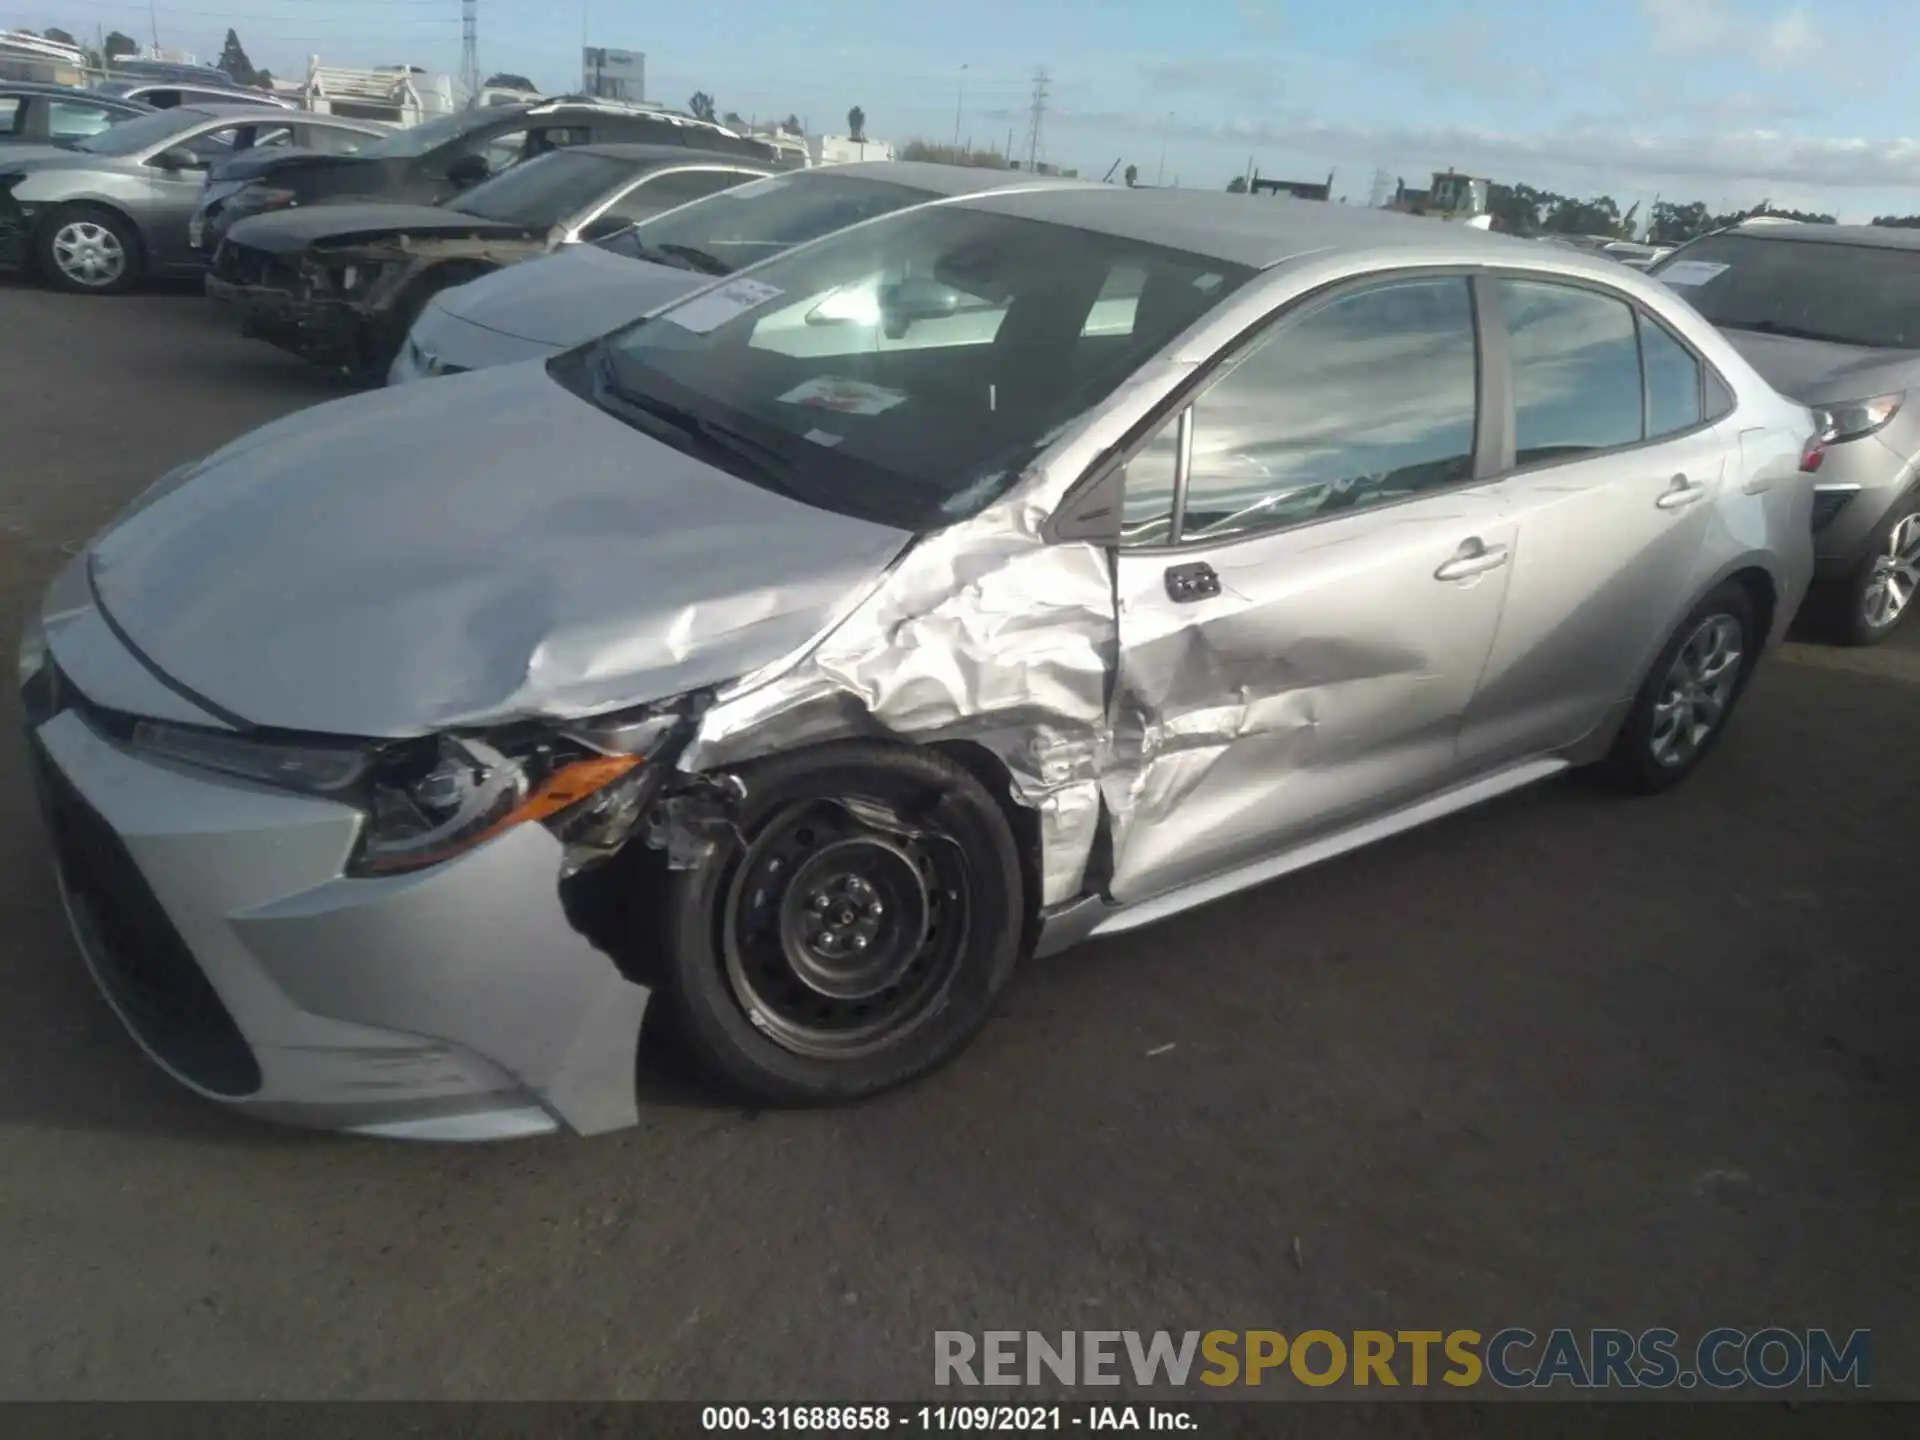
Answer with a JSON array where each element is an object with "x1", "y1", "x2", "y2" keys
[
  {"x1": 664, "y1": 278, "x2": 785, "y2": 333},
  {"x1": 1657, "y1": 260, "x2": 1731, "y2": 288},
  {"x1": 778, "y1": 376, "x2": 908, "y2": 416},
  {"x1": 803, "y1": 428, "x2": 845, "y2": 447}
]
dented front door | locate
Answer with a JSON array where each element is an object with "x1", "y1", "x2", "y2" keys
[{"x1": 1097, "y1": 271, "x2": 1515, "y2": 904}]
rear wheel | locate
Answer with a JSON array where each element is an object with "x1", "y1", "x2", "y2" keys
[
  {"x1": 38, "y1": 205, "x2": 140, "y2": 294},
  {"x1": 1600, "y1": 581, "x2": 1757, "y2": 794},
  {"x1": 660, "y1": 742, "x2": 1024, "y2": 1105},
  {"x1": 1834, "y1": 496, "x2": 1920, "y2": 646}
]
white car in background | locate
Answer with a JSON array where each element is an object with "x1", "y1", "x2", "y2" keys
[{"x1": 389, "y1": 161, "x2": 1095, "y2": 382}]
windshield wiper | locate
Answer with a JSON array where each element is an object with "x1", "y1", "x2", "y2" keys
[
  {"x1": 1715, "y1": 318, "x2": 1863, "y2": 346},
  {"x1": 589, "y1": 346, "x2": 804, "y2": 498},
  {"x1": 635, "y1": 240, "x2": 732, "y2": 275}
]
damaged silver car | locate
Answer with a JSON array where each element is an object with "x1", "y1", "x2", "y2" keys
[{"x1": 19, "y1": 189, "x2": 1818, "y2": 1139}]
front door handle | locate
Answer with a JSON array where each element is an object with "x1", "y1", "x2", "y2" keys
[
  {"x1": 1434, "y1": 539, "x2": 1511, "y2": 582},
  {"x1": 1164, "y1": 561, "x2": 1221, "y2": 603},
  {"x1": 1656, "y1": 474, "x2": 1708, "y2": 510}
]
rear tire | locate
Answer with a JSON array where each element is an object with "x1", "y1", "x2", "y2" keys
[
  {"x1": 1832, "y1": 494, "x2": 1920, "y2": 647},
  {"x1": 1599, "y1": 581, "x2": 1757, "y2": 794},
  {"x1": 660, "y1": 741, "x2": 1024, "y2": 1106},
  {"x1": 37, "y1": 204, "x2": 140, "y2": 294}
]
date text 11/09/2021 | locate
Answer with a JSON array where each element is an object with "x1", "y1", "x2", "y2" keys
[{"x1": 702, "y1": 1408, "x2": 1192, "y2": 1432}]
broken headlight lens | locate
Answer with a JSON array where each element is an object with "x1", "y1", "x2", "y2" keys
[{"x1": 130, "y1": 720, "x2": 370, "y2": 793}]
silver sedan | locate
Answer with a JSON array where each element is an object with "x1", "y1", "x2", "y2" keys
[
  {"x1": 0, "y1": 104, "x2": 388, "y2": 292},
  {"x1": 19, "y1": 189, "x2": 1816, "y2": 1138}
]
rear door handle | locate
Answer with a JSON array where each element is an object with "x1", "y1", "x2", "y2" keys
[
  {"x1": 1164, "y1": 561, "x2": 1221, "y2": 603},
  {"x1": 1657, "y1": 474, "x2": 1708, "y2": 510},
  {"x1": 1434, "y1": 539, "x2": 1510, "y2": 582}
]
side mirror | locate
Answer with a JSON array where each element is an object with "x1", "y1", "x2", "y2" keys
[
  {"x1": 878, "y1": 275, "x2": 963, "y2": 339},
  {"x1": 446, "y1": 152, "x2": 491, "y2": 187},
  {"x1": 152, "y1": 146, "x2": 204, "y2": 172}
]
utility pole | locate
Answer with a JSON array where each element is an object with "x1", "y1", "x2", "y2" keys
[
  {"x1": 147, "y1": 0, "x2": 159, "y2": 54},
  {"x1": 953, "y1": 63, "x2": 967, "y2": 150},
  {"x1": 1155, "y1": 110, "x2": 1173, "y2": 186},
  {"x1": 460, "y1": 0, "x2": 481, "y2": 102},
  {"x1": 1024, "y1": 67, "x2": 1050, "y2": 174}
]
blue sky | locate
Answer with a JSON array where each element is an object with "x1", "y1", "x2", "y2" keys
[{"x1": 11, "y1": 0, "x2": 1920, "y2": 218}]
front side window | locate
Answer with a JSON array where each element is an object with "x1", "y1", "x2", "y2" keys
[
  {"x1": 588, "y1": 204, "x2": 1252, "y2": 530},
  {"x1": 1125, "y1": 276, "x2": 1480, "y2": 546},
  {"x1": 601, "y1": 172, "x2": 931, "y2": 276},
  {"x1": 1651, "y1": 233, "x2": 1920, "y2": 349},
  {"x1": 297, "y1": 124, "x2": 377, "y2": 155},
  {"x1": 1499, "y1": 278, "x2": 1642, "y2": 464},
  {"x1": 447, "y1": 149, "x2": 637, "y2": 224},
  {"x1": 599, "y1": 168, "x2": 755, "y2": 227}
]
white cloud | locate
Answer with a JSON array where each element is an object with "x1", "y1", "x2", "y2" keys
[
  {"x1": 1370, "y1": 14, "x2": 1549, "y2": 101},
  {"x1": 1640, "y1": 0, "x2": 1816, "y2": 73},
  {"x1": 995, "y1": 103, "x2": 1920, "y2": 193}
]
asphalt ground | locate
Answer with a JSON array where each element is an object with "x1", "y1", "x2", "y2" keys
[{"x1": 0, "y1": 278, "x2": 1915, "y2": 1404}]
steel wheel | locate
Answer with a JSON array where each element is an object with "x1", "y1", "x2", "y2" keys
[
  {"x1": 721, "y1": 797, "x2": 972, "y2": 1061},
  {"x1": 1648, "y1": 612, "x2": 1744, "y2": 769},
  {"x1": 1860, "y1": 511, "x2": 1920, "y2": 632},
  {"x1": 50, "y1": 219, "x2": 128, "y2": 289}
]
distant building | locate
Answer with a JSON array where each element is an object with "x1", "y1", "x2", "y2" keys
[
  {"x1": 810, "y1": 134, "x2": 895, "y2": 166},
  {"x1": 581, "y1": 47, "x2": 644, "y2": 103},
  {"x1": 1390, "y1": 169, "x2": 1490, "y2": 217}
]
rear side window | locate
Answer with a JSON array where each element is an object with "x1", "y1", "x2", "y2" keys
[
  {"x1": 47, "y1": 100, "x2": 121, "y2": 141},
  {"x1": 0, "y1": 98, "x2": 21, "y2": 135},
  {"x1": 1499, "y1": 279, "x2": 1642, "y2": 463},
  {"x1": 1639, "y1": 313, "x2": 1703, "y2": 438}
]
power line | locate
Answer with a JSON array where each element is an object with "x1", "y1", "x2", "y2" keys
[{"x1": 1023, "y1": 65, "x2": 1048, "y2": 173}]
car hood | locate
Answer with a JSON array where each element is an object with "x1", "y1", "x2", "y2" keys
[
  {"x1": 207, "y1": 145, "x2": 349, "y2": 184},
  {"x1": 1719, "y1": 329, "x2": 1920, "y2": 407},
  {"x1": 437, "y1": 244, "x2": 709, "y2": 345},
  {"x1": 226, "y1": 202, "x2": 540, "y2": 254},
  {"x1": 83, "y1": 362, "x2": 914, "y2": 737}
]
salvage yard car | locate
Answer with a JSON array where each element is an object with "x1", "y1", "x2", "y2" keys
[
  {"x1": 18, "y1": 190, "x2": 1817, "y2": 1139},
  {"x1": 0, "y1": 80, "x2": 152, "y2": 147},
  {"x1": 192, "y1": 96, "x2": 780, "y2": 257},
  {"x1": 1652, "y1": 220, "x2": 1920, "y2": 642},
  {"x1": 389, "y1": 161, "x2": 1091, "y2": 382},
  {"x1": 208, "y1": 142, "x2": 776, "y2": 379},
  {"x1": 0, "y1": 104, "x2": 390, "y2": 292}
]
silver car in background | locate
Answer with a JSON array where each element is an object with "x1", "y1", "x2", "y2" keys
[
  {"x1": 391, "y1": 161, "x2": 1092, "y2": 382},
  {"x1": 1652, "y1": 221, "x2": 1920, "y2": 642},
  {"x1": 0, "y1": 104, "x2": 389, "y2": 292},
  {"x1": 19, "y1": 191, "x2": 1814, "y2": 1139}
]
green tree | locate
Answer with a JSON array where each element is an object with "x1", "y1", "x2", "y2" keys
[
  {"x1": 1226, "y1": 175, "x2": 1248, "y2": 193},
  {"x1": 103, "y1": 30, "x2": 139, "y2": 62},
  {"x1": 485, "y1": 72, "x2": 536, "y2": 91},
  {"x1": 722, "y1": 110, "x2": 745, "y2": 127},
  {"x1": 1872, "y1": 214, "x2": 1920, "y2": 228},
  {"x1": 217, "y1": 29, "x2": 260, "y2": 87},
  {"x1": 783, "y1": 113, "x2": 802, "y2": 133},
  {"x1": 847, "y1": 105, "x2": 866, "y2": 141},
  {"x1": 687, "y1": 91, "x2": 716, "y2": 122},
  {"x1": 43, "y1": 26, "x2": 77, "y2": 45},
  {"x1": 1123, "y1": 163, "x2": 1138, "y2": 187}
]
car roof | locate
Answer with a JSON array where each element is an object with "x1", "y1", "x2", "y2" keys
[
  {"x1": 945, "y1": 185, "x2": 1541, "y2": 269},
  {"x1": 2, "y1": 80, "x2": 89, "y2": 95},
  {"x1": 570, "y1": 141, "x2": 772, "y2": 166},
  {"x1": 162, "y1": 103, "x2": 375, "y2": 126},
  {"x1": 1708, "y1": 221, "x2": 1920, "y2": 252},
  {"x1": 786, "y1": 160, "x2": 1092, "y2": 197}
]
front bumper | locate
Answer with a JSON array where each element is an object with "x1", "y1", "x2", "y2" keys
[
  {"x1": 206, "y1": 245, "x2": 372, "y2": 370},
  {"x1": 21, "y1": 625, "x2": 652, "y2": 1141},
  {"x1": 1809, "y1": 430, "x2": 1916, "y2": 573}
]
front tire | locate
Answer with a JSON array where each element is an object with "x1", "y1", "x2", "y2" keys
[
  {"x1": 661, "y1": 742, "x2": 1024, "y2": 1105},
  {"x1": 37, "y1": 205, "x2": 140, "y2": 294},
  {"x1": 1600, "y1": 581, "x2": 1757, "y2": 794}
]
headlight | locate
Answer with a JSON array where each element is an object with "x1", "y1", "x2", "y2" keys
[
  {"x1": 17, "y1": 613, "x2": 48, "y2": 690},
  {"x1": 1813, "y1": 393, "x2": 1903, "y2": 444},
  {"x1": 125, "y1": 705, "x2": 692, "y2": 878}
]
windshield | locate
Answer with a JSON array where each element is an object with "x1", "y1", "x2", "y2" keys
[
  {"x1": 604, "y1": 172, "x2": 934, "y2": 275},
  {"x1": 1653, "y1": 234, "x2": 1920, "y2": 349},
  {"x1": 356, "y1": 107, "x2": 500, "y2": 160},
  {"x1": 74, "y1": 106, "x2": 203, "y2": 155},
  {"x1": 447, "y1": 150, "x2": 638, "y2": 224},
  {"x1": 587, "y1": 203, "x2": 1253, "y2": 530}
]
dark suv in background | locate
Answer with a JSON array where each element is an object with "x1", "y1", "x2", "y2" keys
[
  {"x1": 194, "y1": 97, "x2": 783, "y2": 255},
  {"x1": 1652, "y1": 221, "x2": 1920, "y2": 643}
]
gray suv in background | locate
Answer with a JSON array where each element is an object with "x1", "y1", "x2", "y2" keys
[{"x1": 1652, "y1": 222, "x2": 1920, "y2": 644}]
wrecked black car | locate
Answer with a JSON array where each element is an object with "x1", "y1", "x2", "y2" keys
[
  {"x1": 206, "y1": 142, "x2": 776, "y2": 379},
  {"x1": 190, "y1": 97, "x2": 778, "y2": 257}
]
